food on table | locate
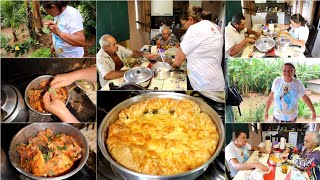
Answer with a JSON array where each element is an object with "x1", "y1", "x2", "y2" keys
[
  {"x1": 16, "y1": 128, "x2": 82, "y2": 177},
  {"x1": 106, "y1": 98, "x2": 219, "y2": 175},
  {"x1": 28, "y1": 80, "x2": 67, "y2": 113},
  {"x1": 269, "y1": 154, "x2": 284, "y2": 165}
]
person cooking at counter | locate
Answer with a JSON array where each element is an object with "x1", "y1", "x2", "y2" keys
[
  {"x1": 173, "y1": 4, "x2": 225, "y2": 94},
  {"x1": 279, "y1": 13, "x2": 309, "y2": 52},
  {"x1": 225, "y1": 130, "x2": 270, "y2": 178},
  {"x1": 225, "y1": 14, "x2": 261, "y2": 57},
  {"x1": 150, "y1": 26, "x2": 180, "y2": 49},
  {"x1": 42, "y1": 67, "x2": 97, "y2": 123},
  {"x1": 281, "y1": 131, "x2": 320, "y2": 179},
  {"x1": 97, "y1": 34, "x2": 157, "y2": 87}
]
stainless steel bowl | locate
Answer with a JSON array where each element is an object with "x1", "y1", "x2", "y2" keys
[
  {"x1": 98, "y1": 92, "x2": 225, "y2": 180},
  {"x1": 24, "y1": 75, "x2": 69, "y2": 115},
  {"x1": 255, "y1": 37, "x2": 276, "y2": 53},
  {"x1": 9, "y1": 123, "x2": 89, "y2": 180},
  {"x1": 151, "y1": 62, "x2": 172, "y2": 80}
]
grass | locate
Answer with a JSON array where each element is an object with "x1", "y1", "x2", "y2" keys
[{"x1": 234, "y1": 98, "x2": 320, "y2": 122}]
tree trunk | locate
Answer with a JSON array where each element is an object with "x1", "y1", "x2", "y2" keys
[
  {"x1": 12, "y1": 27, "x2": 18, "y2": 42},
  {"x1": 25, "y1": 0, "x2": 37, "y2": 39},
  {"x1": 31, "y1": 0, "x2": 42, "y2": 32}
]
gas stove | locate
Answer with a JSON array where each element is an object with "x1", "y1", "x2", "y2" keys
[
  {"x1": 0, "y1": 123, "x2": 96, "y2": 180},
  {"x1": 97, "y1": 90, "x2": 225, "y2": 180}
]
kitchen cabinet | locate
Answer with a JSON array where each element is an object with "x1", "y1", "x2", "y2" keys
[
  {"x1": 251, "y1": 12, "x2": 266, "y2": 25},
  {"x1": 277, "y1": 12, "x2": 285, "y2": 24},
  {"x1": 151, "y1": 0, "x2": 173, "y2": 16}
]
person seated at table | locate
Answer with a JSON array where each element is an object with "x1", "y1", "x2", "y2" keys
[
  {"x1": 281, "y1": 131, "x2": 320, "y2": 179},
  {"x1": 225, "y1": 130, "x2": 270, "y2": 178},
  {"x1": 225, "y1": 14, "x2": 261, "y2": 57},
  {"x1": 97, "y1": 34, "x2": 157, "y2": 87},
  {"x1": 279, "y1": 13, "x2": 309, "y2": 52},
  {"x1": 150, "y1": 26, "x2": 180, "y2": 49}
]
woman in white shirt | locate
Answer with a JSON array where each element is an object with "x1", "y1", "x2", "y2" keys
[
  {"x1": 264, "y1": 62, "x2": 316, "y2": 122},
  {"x1": 43, "y1": 1, "x2": 85, "y2": 58},
  {"x1": 173, "y1": 5, "x2": 225, "y2": 93},
  {"x1": 280, "y1": 13, "x2": 309, "y2": 52},
  {"x1": 225, "y1": 130, "x2": 269, "y2": 178}
]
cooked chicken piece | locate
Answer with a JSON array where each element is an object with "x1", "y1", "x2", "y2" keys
[{"x1": 16, "y1": 128, "x2": 82, "y2": 177}]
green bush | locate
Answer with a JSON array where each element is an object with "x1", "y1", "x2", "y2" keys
[
  {"x1": 43, "y1": 14, "x2": 54, "y2": 21},
  {"x1": 87, "y1": 45, "x2": 96, "y2": 55},
  {"x1": 228, "y1": 58, "x2": 320, "y2": 95},
  {"x1": 29, "y1": 47, "x2": 51, "y2": 57},
  {"x1": 0, "y1": 0, "x2": 26, "y2": 28},
  {"x1": 0, "y1": 34, "x2": 11, "y2": 48}
]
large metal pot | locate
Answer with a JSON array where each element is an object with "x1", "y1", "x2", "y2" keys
[
  {"x1": 124, "y1": 67, "x2": 153, "y2": 88},
  {"x1": 8, "y1": 123, "x2": 89, "y2": 180},
  {"x1": 151, "y1": 62, "x2": 172, "y2": 80},
  {"x1": 255, "y1": 37, "x2": 276, "y2": 53},
  {"x1": 1, "y1": 84, "x2": 29, "y2": 122},
  {"x1": 24, "y1": 75, "x2": 70, "y2": 115},
  {"x1": 276, "y1": 37, "x2": 290, "y2": 53},
  {"x1": 98, "y1": 92, "x2": 225, "y2": 180}
]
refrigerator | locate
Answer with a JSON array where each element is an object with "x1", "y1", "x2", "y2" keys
[{"x1": 312, "y1": 19, "x2": 320, "y2": 57}]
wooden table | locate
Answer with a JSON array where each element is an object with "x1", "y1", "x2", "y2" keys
[
  {"x1": 233, "y1": 150, "x2": 309, "y2": 180},
  {"x1": 100, "y1": 59, "x2": 187, "y2": 90},
  {"x1": 241, "y1": 24, "x2": 305, "y2": 58}
]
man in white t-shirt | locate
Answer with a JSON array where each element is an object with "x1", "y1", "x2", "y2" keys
[
  {"x1": 173, "y1": 20, "x2": 225, "y2": 92},
  {"x1": 97, "y1": 34, "x2": 156, "y2": 87},
  {"x1": 44, "y1": 3, "x2": 85, "y2": 58},
  {"x1": 225, "y1": 14, "x2": 261, "y2": 57}
]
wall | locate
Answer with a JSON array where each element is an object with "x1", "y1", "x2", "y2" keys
[
  {"x1": 120, "y1": 1, "x2": 150, "y2": 50},
  {"x1": 241, "y1": 0, "x2": 253, "y2": 29},
  {"x1": 301, "y1": 0, "x2": 316, "y2": 25},
  {"x1": 247, "y1": 124, "x2": 263, "y2": 147}
]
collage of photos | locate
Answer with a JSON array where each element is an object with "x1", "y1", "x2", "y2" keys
[{"x1": 0, "y1": 0, "x2": 319, "y2": 180}]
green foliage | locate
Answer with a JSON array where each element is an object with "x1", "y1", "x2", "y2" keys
[
  {"x1": 0, "y1": 34, "x2": 11, "y2": 49},
  {"x1": 234, "y1": 103, "x2": 266, "y2": 122},
  {"x1": 87, "y1": 45, "x2": 96, "y2": 55},
  {"x1": 5, "y1": 38, "x2": 39, "y2": 57},
  {"x1": 1, "y1": 0, "x2": 26, "y2": 29},
  {"x1": 69, "y1": 1, "x2": 96, "y2": 36},
  {"x1": 228, "y1": 58, "x2": 320, "y2": 95},
  {"x1": 43, "y1": 15, "x2": 54, "y2": 21},
  {"x1": 29, "y1": 47, "x2": 51, "y2": 58}
]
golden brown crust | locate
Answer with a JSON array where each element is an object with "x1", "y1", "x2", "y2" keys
[{"x1": 106, "y1": 98, "x2": 219, "y2": 175}]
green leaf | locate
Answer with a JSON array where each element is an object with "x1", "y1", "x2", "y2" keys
[
  {"x1": 42, "y1": 26, "x2": 50, "y2": 34},
  {"x1": 48, "y1": 170, "x2": 55, "y2": 176}
]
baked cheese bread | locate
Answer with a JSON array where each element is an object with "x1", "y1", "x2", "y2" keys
[{"x1": 106, "y1": 98, "x2": 219, "y2": 175}]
